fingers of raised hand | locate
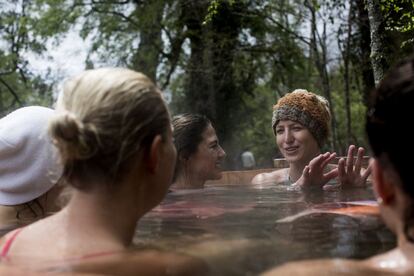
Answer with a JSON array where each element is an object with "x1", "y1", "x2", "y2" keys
[
  {"x1": 354, "y1": 147, "x2": 365, "y2": 174},
  {"x1": 309, "y1": 154, "x2": 324, "y2": 167},
  {"x1": 361, "y1": 163, "x2": 372, "y2": 182},
  {"x1": 302, "y1": 165, "x2": 310, "y2": 179},
  {"x1": 320, "y1": 152, "x2": 336, "y2": 169},
  {"x1": 324, "y1": 167, "x2": 339, "y2": 181},
  {"x1": 346, "y1": 145, "x2": 355, "y2": 173},
  {"x1": 338, "y1": 157, "x2": 346, "y2": 178},
  {"x1": 297, "y1": 166, "x2": 310, "y2": 188}
]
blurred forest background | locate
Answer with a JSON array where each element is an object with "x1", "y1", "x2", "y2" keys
[{"x1": 1, "y1": 0, "x2": 413, "y2": 169}]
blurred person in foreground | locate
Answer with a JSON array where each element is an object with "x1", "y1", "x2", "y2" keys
[{"x1": 0, "y1": 68, "x2": 207, "y2": 275}]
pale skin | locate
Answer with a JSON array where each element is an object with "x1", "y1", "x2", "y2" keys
[
  {"x1": 251, "y1": 120, "x2": 371, "y2": 189},
  {"x1": 172, "y1": 124, "x2": 226, "y2": 189},
  {"x1": 262, "y1": 159, "x2": 414, "y2": 275},
  {"x1": 0, "y1": 130, "x2": 207, "y2": 275},
  {"x1": 0, "y1": 265, "x2": 96, "y2": 275}
]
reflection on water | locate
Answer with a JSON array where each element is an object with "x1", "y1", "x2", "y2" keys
[{"x1": 136, "y1": 184, "x2": 395, "y2": 275}]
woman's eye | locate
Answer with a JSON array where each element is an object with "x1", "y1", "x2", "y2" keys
[
  {"x1": 209, "y1": 143, "x2": 221, "y2": 151},
  {"x1": 276, "y1": 129, "x2": 283, "y2": 134}
]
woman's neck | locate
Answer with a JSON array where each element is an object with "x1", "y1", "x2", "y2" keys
[
  {"x1": 61, "y1": 180, "x2": 149, "y2": 249},
  {"x1": 172, "y1": 171, "x2": 205, "y2": 189}
]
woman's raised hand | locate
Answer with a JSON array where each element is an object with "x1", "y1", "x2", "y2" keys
[
  {"x1": 294, "y1": 152, "x2": 339, "y2": 190},
  {"x1": 338, "y1": 145, "x2": 371, "y2": 188}
]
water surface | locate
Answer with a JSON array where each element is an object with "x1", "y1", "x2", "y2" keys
[{"x1": 136, "y1": 183, "x2": 395, "y2": 275}]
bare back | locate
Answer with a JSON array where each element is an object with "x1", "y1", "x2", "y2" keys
[
  {"x1": 0, "y1": 235, "x2": 207, "y2": 275},
  {"x1": 0, "y1": 215, "x2": 208, "y2": 275}
]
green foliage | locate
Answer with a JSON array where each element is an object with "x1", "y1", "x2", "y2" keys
[
  {"x1": 236, "y1": 84, "x2": 279, "y2": 168},
  {"x1": 203, "y1": 0, "x2": 236, "y2": 25},
  {"x1": 380, "y1": 0, "x2": 414, "y2": 48},
  {"x1": 0, "y1": 1, "x2": 54, "y2": 115},
  {"x1": 330, "y1": 69, "x2": 368, "y2": 154},
  {"x1": 3, "y1": 0, "x2": 411, "y2": 169}
]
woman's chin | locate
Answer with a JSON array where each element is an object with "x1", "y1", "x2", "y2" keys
[{"x1": 285, "y1": 155, "x2": 300, "y2": 163}]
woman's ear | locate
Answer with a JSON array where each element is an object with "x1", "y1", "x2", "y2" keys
[
  {"x1": 372, "y1": 158, "x2": 395, "y2": 205},
  {"x1": 146, "y1": 135, "x2": 163, "y2": 174}
]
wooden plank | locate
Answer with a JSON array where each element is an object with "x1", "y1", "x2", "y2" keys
[
  {"x1": 205, "y1": 168, "x2": 274, "y2": 186},
  {"x1": 273, "y1": 156, "x2": 370, "y2": 169},
  {"x1": 205, "y1": 156, "x2": 371, "y2": 186}
]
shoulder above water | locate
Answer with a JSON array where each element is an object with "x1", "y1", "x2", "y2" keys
[
  {"x1": 66, "y1": 250, "x2": 209, "y2": 276},
  {"x1": 0, "y1": 249, "x2": 208, "y2": 276},
  {"x1": 251, "y1": 168, "x2": 289, "y2": 185},
  {"x1": 262, "y1": 258, "x2": 403, "y2": 276}
]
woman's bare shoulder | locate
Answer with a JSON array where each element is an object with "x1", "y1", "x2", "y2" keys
[
  {"x1": 251, "y1": 168, "x2": 288, "y2": 185},
  {"x1": 64, "y1": 250, "x2": 208, "y2": 276},
  {"x1": 0, "y1": 263, "x2": 94, "y2": 275},
  {"x1": 262, "y1": 258, "x2": 398, "y2": 276}
]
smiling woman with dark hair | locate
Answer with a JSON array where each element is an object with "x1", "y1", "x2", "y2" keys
[
  {"x1": 171, "y1": 114, "x2": 226, "y2": 189},
  {"x1": 0, "y1": 68, "x2": 207, "y2": 275}
]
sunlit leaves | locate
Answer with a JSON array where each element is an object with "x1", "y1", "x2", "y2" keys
[{"x1": 380, "y1": 0, "x2": 414, "y2": 47}]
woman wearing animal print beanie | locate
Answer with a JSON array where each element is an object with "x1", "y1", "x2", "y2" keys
[{"x1": 252, "y1": 89, "x2": 371, "y2": 189}]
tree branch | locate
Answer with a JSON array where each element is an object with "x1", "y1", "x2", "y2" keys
[
  {"x1": 265, "y1": 15, "x2": 311, "y2": 46},
  {"x1": 89, "y1": 6, "x2": 139, "y2": 28},
  {"x1": 0, "y1": 77, "x2": 22, "y2": 105}
]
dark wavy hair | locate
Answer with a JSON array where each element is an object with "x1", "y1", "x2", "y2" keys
[
  {"x1": 172, "y1": 114, "x2": 211, "y2": 181},
  {"x1": 366, "y1": 54, "x2": 414, "y2": 241}
]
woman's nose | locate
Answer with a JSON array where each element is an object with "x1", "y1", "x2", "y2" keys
[
  {"x1": 218, "y1": 146, "x2": 226, "y2": 159},
  {"x1": 284, "y1": 130, "x2": 294, "y2": 143}
]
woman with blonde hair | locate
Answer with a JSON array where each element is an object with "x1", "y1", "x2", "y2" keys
[
  {"x1": 0, "y1": 68, "x2": 206, "y2": 275},
  {"x1": 252, "y1": 89, "x2": 370, "y2": 189}
]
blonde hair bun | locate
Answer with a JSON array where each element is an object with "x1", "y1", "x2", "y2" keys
[
  {"x1": 49, "y1": 67, "x2": 170, "y2": 187},
  {"x1": 49, "y1": 111, "x2": 98, "y2": 161}
]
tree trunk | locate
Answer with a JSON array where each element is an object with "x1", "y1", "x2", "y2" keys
[
  {"x1": 356, "y1": 0, "x2": 375, "y2": 105},
  {"x1": 307, "y1": 0, "x2": 338, "y2": 151},
  {"x1": 181, "y1": 0, "x2": 215, "y2": 119},
  {"x1": 131, "y1": 1, "x2": 164, "y2": 81},
  {"x1": 343, "y1": 0, "x2": 354, "y2": 146},
  {"x1": 365, "y1": 0, "x2": 389, "y2": 85},
  {"x1": 181, "y1": 0, "x2": 244, "y2": 169}
]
